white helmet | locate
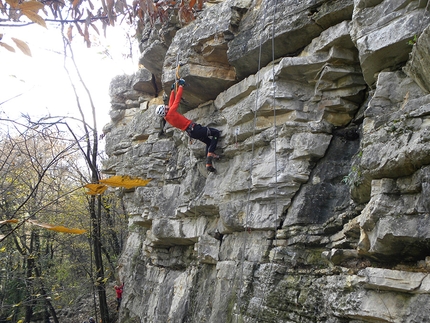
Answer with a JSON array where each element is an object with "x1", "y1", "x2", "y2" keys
[{"x1": 156, "y1": 105, "x2": 167, "y2": 117}]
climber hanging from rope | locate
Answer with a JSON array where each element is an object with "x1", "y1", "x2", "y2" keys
[{"x1": 156, "y1": 64, "x2": 221, "y2": 172}]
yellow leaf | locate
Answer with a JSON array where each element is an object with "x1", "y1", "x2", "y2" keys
[
  {"x1": 11, "y1": 38, "x2": 31, "y2": 56},
  {"x1": 0, "y1": 41, "x2": 16, "y2": 52},
  {"x1": 100, "y1": 175, "x2": 152, "y2": 189},
  {"x1": 0, "y1": 219, "x2": 19, "y2": 225},
  {"x1": 84, "y1": 183, "x2": 108, "y2": 195},
  {"x1": 28, "y1": 220, "x2": 86, "y2": 234},
  {"x1": 21, "y1": 10, "x2": 47, "y2": 28},
  {"x1": 0, "y1": 246, "x2": 6, "y2": 252},
  {"x1": 19, "y1": 0, "x2": 44, "y2": 12}
]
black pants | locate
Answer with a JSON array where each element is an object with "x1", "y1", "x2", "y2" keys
[
  {"x1": 188, "y1": 124, "x2": 220, "y2": 155},
  {"x1": 116, "y1": 297, "x2": 122, "y2": 310}
]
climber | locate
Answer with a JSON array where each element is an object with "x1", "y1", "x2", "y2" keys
[
  {"x1": 114, "y1": 282, "x2": 124, "y2": 311},
  {"x1": 156, "y1": 78, "x2": 221, "y2": 172}
]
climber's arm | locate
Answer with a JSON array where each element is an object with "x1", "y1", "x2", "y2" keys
[{"x1": 170, "y1": 86, "x2": 183, "y2": 113}]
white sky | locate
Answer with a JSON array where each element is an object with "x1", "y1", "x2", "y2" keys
[{"x1": 0, "y1": 21, "x2": 138, "y2": 133}]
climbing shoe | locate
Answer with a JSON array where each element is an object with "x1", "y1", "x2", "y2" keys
[
  {"x1": 207, "y1": 152, "x2": 220, "y2": 159},
  {"x1": 206, "y1": 154, "x2": 216, "y2": 172},
  {"x1": 206, "y1": 164, "x2": 216, "y2": 172}
]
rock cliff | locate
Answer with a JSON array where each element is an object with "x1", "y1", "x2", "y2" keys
[{"x1": 103, "y1": 0, "x2": 430, "y2": 322}]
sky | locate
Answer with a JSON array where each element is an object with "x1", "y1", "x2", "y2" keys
[{"x1": 0, "y1": 21, "x2": 138, "y2": 134}]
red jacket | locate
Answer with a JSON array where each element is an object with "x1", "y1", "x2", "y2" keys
[
  {"x1": 164, "y1": 86, "x2": 192, "y2": 131},
  {"x1": 115, "y1": 283, "x2": 124, "y2": 298}
]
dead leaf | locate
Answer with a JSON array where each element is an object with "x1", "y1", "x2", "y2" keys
[
  {"x1": 19, "y1": 0, "x2": 44, "y2": 12},
  {"x1": 72, "y1": 0, "x2": 80, "y2": 9},
  {"x1": 0, "y1": 219, "x2": 19, "y2": 225},
  {"x1": 0, "y1": 41, "x2": 15, "y2": 52},
  {"x1": 90, "y1": 23, "x2": 99, "y2": 35},
  {"x1": 11, "y1": 37, "x2": 31, "y2": 56},
  {"x1": 84, "y1": 24, "x2": 91, "y2": 48},
  {"x1": 5, "y1": 0, "x2": 19, "y2": 8},
  {"x1": 75, "y1": 22, "x2": 84, "y2": 37},
  {"x1": 21, "y1": 10, "x2": 47, "y2": 28},
  {"x1": 67, "y1": 25, "x2": 73, "y2": 42}
]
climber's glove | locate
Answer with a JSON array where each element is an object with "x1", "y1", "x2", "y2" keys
[{"x1": 178, "y1": 78, "x2": 186, "y2": 86}]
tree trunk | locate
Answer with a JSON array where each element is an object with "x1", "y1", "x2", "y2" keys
[
  {"x1": 90, "y1": 194, "x2": 109, "y2": 322},
  {"x1": 24, "y1": 232, "x2": 36, "y2": 323}
]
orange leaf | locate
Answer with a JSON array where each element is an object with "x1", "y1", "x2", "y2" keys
[
  {"x1": 0, "y1": 41, "x2": 15, "y2": 52},
  {"x1": 28, "y1": 220, "x2": 86, "y2": 234},
  {"x1": 11, "y1": 37, "x2": 31, "y2": 56},
  {"x1": 21, "y1": 10, "x2": 47, "y2": 28},
  {"x1": 189, "y1": 0, "x2": 196, "y2": 8},
  {"x1": 100, "y1": 175, "x2": 151, "y2": 189},
  {"x1": 19, "y1": 0, "x2": 44, "y2": 12},
  {"x1": 84, "y1": 183, "x2": 108, "y2": 195},
  {"x1": 0, "y1": 219, "x2": 19, "y2": 225}
]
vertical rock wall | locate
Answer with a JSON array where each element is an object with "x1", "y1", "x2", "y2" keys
[{"x1": 103, "y1": 0, "x2": 430, "y2": 322}]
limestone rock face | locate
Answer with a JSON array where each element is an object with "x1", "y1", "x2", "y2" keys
[{"x1": 103, "y1": 0, "x2": 430, "y2": 322}]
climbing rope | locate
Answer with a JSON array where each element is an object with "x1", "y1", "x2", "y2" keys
[
  {"x1": 173, "y1": 50, "x2": 181, "y2": 93},
  {"x1": 254, "y1": 0, "x2": 279, "y2": 321},
  {"x1": 234, "y1": 0, "x2": 280, "y2": 322},
  {"x1": 234, "y1": 0, "x2": 270, "y2": 321}
]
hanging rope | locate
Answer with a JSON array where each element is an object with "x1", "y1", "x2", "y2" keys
[
  {"x1": 234, "y1": 1, "x2": 270, "y2": 321},
  {"x1": 233, "y1": 0, "x2": 280, "y2": 322},
  {"x1": 174, "y1": 50, "x2": 181, "y2": 93},
  {"x1": 254, "y1": 0, "x2": 279, "y2": 320}
]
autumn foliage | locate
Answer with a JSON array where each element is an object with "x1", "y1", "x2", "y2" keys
[{"x1": 0, "y1": 0, "x2": 207, "y2": 52}]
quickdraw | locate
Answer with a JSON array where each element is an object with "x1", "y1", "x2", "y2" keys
[{"x1": 173, "y1": 51, "x2": 184, "y2": 93}]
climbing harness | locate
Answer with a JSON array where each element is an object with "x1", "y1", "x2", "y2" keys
[{"x1": 186, "y1": 122, "x2": 196, "y2": 137}]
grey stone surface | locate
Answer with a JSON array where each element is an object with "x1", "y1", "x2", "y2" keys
[{"x1": 103, "y1": 1, "x2": 430, "y2": 322}]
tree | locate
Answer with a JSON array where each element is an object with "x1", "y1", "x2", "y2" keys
[
  {"x1": 0, "y1": 121, "x2": 90, "y2": 323},
  {"x1": 0, "y1": 0, "x2": 208, "y2": 54}
]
